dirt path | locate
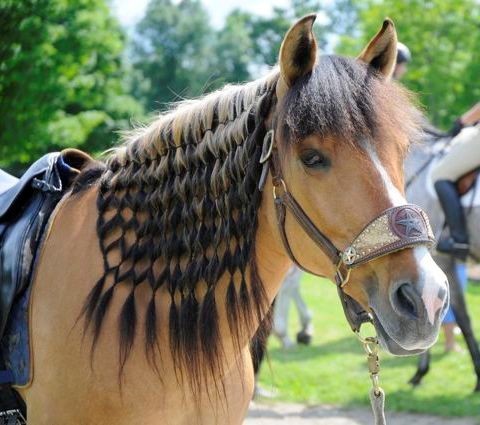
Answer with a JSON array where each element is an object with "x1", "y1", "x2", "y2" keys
[{"x1": 245, "y1": 402, "x2": 480, "y2": 425}]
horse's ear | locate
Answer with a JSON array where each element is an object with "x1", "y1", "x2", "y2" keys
[
  {"x1": 358, "y1": 19, "x2": 397, "y2": 79},
  {"x1": 277, "y1": 14, "x2": 317, "y2": 100}
]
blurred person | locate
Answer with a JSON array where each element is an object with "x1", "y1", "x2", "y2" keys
[
  {"x1": 273, "y1": 267, "x2": 313, "y2": 349},
  {"x1": 432, "y1": 103, "x2": 480, "y2": 260},
  {"x1": 394, "y1": 43, "x2": 480, "y2": 259},
  {"x1": 431, "y1": 103, "x2": 480, "y2": 350}
]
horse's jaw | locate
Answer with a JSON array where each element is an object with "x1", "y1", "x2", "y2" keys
[{"x1": 371, "y1": 310, "x2": 430, "y2": 356}]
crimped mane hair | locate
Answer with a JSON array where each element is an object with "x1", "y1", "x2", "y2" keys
[
  {"x1": 80, "y1": 70, "x2": 278, "y2": 396},
  {"x1": 79, "y1": 54, "x2": 423, "y2": 397}
]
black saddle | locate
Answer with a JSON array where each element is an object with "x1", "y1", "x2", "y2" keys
[{"x1": 0, "y1": 149, "x2": 93, "y2": 419}]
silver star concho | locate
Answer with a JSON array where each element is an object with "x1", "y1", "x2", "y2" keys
[
  {"x1": 396, "y1": 210, "x2": 424, "y2": 237},
  {"x1": 342, "y1": 246, "x2": 357, "y2": 266}
]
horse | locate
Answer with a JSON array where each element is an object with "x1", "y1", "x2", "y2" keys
[
  {"x1": 405, "y1": 130, "x2": 480, "y2": 391},
  {"x1": 9, "y1": 16, "x2": 449, "y2": 424}
]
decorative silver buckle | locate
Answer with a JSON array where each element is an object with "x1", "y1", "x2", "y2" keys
[
  {"x1": 259, "y1": 130, "x2": 274, "y2": 164},
  {"x1": 342, "y1": 246, "x2": 357, "y2": 266}
]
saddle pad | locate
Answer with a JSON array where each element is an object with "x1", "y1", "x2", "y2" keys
[{"x1": 0, "y1": 284, "x2": 32, "y2": 386}]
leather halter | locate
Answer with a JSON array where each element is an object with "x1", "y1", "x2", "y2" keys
[{"x1": 259, "y1": 130, "x2": 436, "y2": 331}]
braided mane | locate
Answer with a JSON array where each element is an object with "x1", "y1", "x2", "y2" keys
[{"x1": 81, "y1": 71, "x2": 279, "y2": 393}]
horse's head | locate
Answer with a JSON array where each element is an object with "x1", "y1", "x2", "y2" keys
[{"x1": 267, "y1": 15, "x2": 448, "y2": 355}]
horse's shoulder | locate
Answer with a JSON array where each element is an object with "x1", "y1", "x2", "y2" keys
[{"x1": 45, "y1": 185, "x2": 100, "y2": 250}]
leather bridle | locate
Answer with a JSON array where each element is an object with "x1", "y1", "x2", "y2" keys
[{"x1": 259, "y1": 129, "x2": 436, "y2": 332}]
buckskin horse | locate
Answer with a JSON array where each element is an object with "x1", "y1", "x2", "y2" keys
[{"x1": 0, "y1": 15, "x2": 449, "y2": 424}]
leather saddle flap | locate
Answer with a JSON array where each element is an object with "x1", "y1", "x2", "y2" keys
[
  {"x1": 0, "y1": 149, "x2": 94, "y2": 339},
  {"x1": 0, "y1": 149, "x2": 92, "y2": 221}
]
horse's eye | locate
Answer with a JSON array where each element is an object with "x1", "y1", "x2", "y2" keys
[{"x1": 300, "y1": 149, "x2": 330, "y2": 169}]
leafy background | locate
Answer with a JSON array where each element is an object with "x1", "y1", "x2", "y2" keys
[{"x1": 1, "y1": 0, "x2": 478, "y2": 170}]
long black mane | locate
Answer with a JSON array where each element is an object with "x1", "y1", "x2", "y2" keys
[{"x1": 78, "y1": 73, "x2": 277, "y2": 394}]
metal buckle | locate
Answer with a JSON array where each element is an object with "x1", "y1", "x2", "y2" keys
[
  {"x1": 335, "y1": 259, "x2": 352, "y2": 288},
  {"x1": 355, "y1": 329, "x2": 383, "y2": 397},
  {"x1": 272, "y1": 178, "x2": 287, "y2": 200},
  {"x1": 259, "y1": 130, "x2": 274, "y2": 164},
  {"x1": 341, "y1": 246, "x2": 357, "y2": 266},
  {"x1": 0, "y1": 409, "x2": 27, "y2": 425},
  {"x1": 31, "y1": 177, "x2": 62, "y2": 193}
]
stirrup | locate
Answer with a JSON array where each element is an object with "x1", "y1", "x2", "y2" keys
[{"x1": 436, "y1": 237, "x2": 469, "y2": 260}]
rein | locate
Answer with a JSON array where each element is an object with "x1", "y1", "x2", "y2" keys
[{"x1": 259, "y1": 128, "x2": 435, "y2": 425}]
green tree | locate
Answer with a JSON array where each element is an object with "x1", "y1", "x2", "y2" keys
[
  {"x1": 132, "y1": 0, "x2": 216, "y2": 111},
  {"x1": 229, "y1": 0, "x2": 347, "y2": 71},
  {"x1": 0, "y1": 0, "x2": 142, "y2": 168},
  {"x1": 336, "y1": 0, "x2": 480, "y2": 129},
  {"x1": 212, "y1": 11, "x2": 254, "y2": 84}
]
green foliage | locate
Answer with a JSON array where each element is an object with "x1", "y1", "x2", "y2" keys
[
  {"x1": 336, "y1": 0, "x2": 480, "y2": 129},
  {"x1": 213, "y1": 11, "x2": 254, "y2": 84},
  {"x1": 258, "y1": 275, "x2": 480, "y2": 417},
  {"x1": 2, "y1": 0, "x2": 477, "y2": 168},
  {"x1": 131, "y1": 0, "x2": 338, "y2": 111},
  {"x1": 132, "y1": 0, "x2": 215, "y2": 111},
  {"x1": 0, "y1": 0, "x2": 143, "y2": 168}
]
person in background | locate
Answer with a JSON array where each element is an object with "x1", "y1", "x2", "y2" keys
[
  {"x1": 430, "y1": 102, "x2": 480, "y2": 350},
  {"x1": 431, "y1": 103, "x2": 480, "y2": 260},
  {"x1": 394, "y1": 43, "x2": 480, "y2": 259},
  {"x1": 273, "y1": 267, "x2": 313, "y2": 349}
]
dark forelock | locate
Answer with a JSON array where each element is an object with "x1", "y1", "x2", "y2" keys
[{"x1": 280, "y1": 55, "x2": 422, "y2": 147}]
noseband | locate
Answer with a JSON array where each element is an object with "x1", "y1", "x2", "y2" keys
[{"x1": 259, "y1": 130, "x2": 435, "y2": 331}]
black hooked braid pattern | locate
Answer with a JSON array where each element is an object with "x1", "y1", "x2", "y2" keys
[{"x1": 81, "y1": 80, "x2": 276, "y2": 394}]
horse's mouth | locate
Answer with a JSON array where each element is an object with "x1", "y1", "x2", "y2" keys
[{"x1": 370, "y1": 310, "x2": 427, "y2": 356}]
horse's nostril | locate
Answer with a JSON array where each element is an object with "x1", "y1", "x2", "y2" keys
[
  {"x1": 395, "y1": 283, "x2": 420, "y2": 319},
  {"x1": 438, "y1": 285, "x2": 447, "y2": 302}
]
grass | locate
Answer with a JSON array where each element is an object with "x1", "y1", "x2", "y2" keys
[{"x1": 257, "y1": 274, "x2": 480, "y2": 418}]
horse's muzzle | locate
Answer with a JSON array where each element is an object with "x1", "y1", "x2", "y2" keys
[{"x1": 369, "y1": 246, "x2": 449, "y2": 355}]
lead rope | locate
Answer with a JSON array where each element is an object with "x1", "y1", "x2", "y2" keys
[
  {"x1": 337, "y1": 267, "x2": 387, "y2": 425},
  {"x1": 356, "y1": 331, "x2": 386, "y2": 425}
]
